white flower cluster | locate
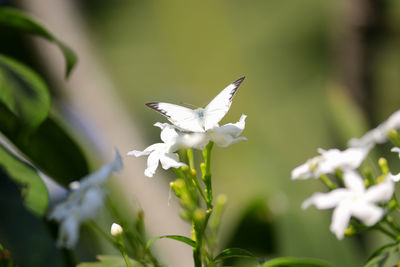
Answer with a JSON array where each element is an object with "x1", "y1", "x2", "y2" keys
[
  {"x1": 48, "y1": 150, "x2": 123, "y2": 248},
  {"x1": 128, "y1": 115, "x2": 247, "y2": 177},
  {"x1": 292, "y1": 109, "x2": 400, "y2": 240}
]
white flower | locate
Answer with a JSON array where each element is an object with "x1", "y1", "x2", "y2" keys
[
  {"x1": 387, "y1": 172, "x2": 400, "y2": 182},
  {"x1": 129, "y1": 115, "x2": 247, "y2": 177},
  {"x1": 110, "y1": 223, "x2": 123, "y2": 237},
  {"x1": 48, "y1": 150, "x2": 123, "y2": 248},
  {"x1": 291, "y1": 146, "x2": 371, "y2": 180},
  {"x1": 208, "y1": 114, "x2": 247, "y2": 147},
  {"x1": 128, "y1": 123, "x2": 187, "y2": 177},
  {"x1": 302, "y1": 170, "x2": 394, "y2": 239},
  {"x1": 158, "y1": 114, "x2": 248, "y2": 149},
  {"x1": 349, "y1": 110, "x2": 400, "y2": 147}
]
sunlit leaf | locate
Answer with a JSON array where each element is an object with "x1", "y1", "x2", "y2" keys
[
  {"x1": 214, "y1": 248, "x2": 257, "y2": 262},
  {"x1": 146, "y1": 235, "x2": 196, "y2": 249},
  {"x1": 0, "y1": 104, "x2": 89, "y2": 186},
  {"x1": 0, "y1": 7, "x2": 77, "y2": 77},
  {"x1": 260, "y1": 257, "x2": 334, "y2": 267},
  {"x1": 0, "y1": 54, "x2": 50, "y2": 130},
  {"x1": 0, "y1": 143, "x2": 48, "y2": 216},
  {"x1": 0, "y1": 169, "x2": 63, "y2": 267},
  {"x1": 78, "y1": 255, "x2": 140, "y2": 267}
]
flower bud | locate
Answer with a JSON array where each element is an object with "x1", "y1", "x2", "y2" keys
[
  {"x1": 110, "y1": 223, "x2": 123, "y2": 237},
  {"x1": 378, "y1": 157, "x2": 389, "y2": 175},
  {"x1": 344, "y1": 225, "x2": 356, "y2": 237},
  {"x1": 193, "y1": 208, "x2": 206, "y2": 223}
]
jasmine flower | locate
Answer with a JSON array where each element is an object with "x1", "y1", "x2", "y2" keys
[
  {"x1": 128, "y1": 123, "x2": 187, "y2": 177},
  {"x1": 291, "y1": 146, "x2": 371, "y2": 180},
  {"x1": 302, "y1": 170, "x2": 394, "y2": 239},
  {"x1": 349, "y1": 110, "x2": 400, "y2": 147},
  {"x1": 48, "y1": 150, "x2": 122, "y2": 248},
  {"x1": 208, "y1": 114, "x2": 247, "y2": 147}
]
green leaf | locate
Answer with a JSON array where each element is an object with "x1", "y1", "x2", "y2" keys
[
  {"x1": 0, "y1": 168, "x2": 64, "y2": 267},
  {"x1": 0, "y1": 143, "x2": 48, "y2": 216},
  {"x1": 365, "y1": 242, "x2": 400, "y2": 267},
  {"x1": 0, "y1": 104, "x2": 89, "y2": 186},
  {"x1": 78, "y1": 255, "x2": 140, "y2": 267},
  {"x1": 0, "y1": 7, "x2": 77, "y2": 77},
  {"x1": 0, "y1": 54, "x2": 50, "y2": 130},
  {"x1": 214, "y1": 248, "x2": 257, "y2": 262},
  {"x1": 260, "y1": 257, "x2": 334, "y2": 267},
  {"x1": 146, "y1": 235, "x2": 196, "y2": 250}
]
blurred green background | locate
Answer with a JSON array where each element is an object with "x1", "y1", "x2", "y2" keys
[
  {"x1": 80, "y1": 0, "x2": 400, "y2": 266},
  {"x1": 4, "y1": 0, "x2": 400, "y2": 266}
]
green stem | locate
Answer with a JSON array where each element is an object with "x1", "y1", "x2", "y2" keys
[
  {"x1": 117, "y1": 237, "x2": 132, "y2": 267},
  {"x1": 193, "y1": 248, "x2": 202, "y2": 267},
  {"x1": 106, "y1": 199, "x2": 161, "y2": 267},
  {"x1": 374, "y1": 223, "x2": 398, "y2": 240},
  {"x1": 187, "y1": 148, "x2": 195, "y2": 170},
  {"x1": 202, "y1": 142, "x2": 214, "y2": 209},
  {"x1": 384, "y1": 216, "x2": 400, "y2": 234},
  {"x1": 190, "y1": 170, "x2": 208, "y2": 203},
  {"x1": 319, "y1": 174, "x2": 337, "y2": 190},
  {"x1": 88, "y1": 221, "x2": 119, "y2": 249}
]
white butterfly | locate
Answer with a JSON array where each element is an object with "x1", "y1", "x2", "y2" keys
[{"x1": 146, "y1": 76, "x2": 245, "y2": 132}]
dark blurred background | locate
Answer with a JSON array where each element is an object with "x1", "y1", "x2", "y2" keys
[{"x1": 3, "y1": 0, "x2": 400, "y2": 266}]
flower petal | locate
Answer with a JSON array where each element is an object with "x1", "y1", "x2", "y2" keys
[
  {"x1": 78, "y1": 187, "x2": 105, "y2": 220},
  {"x1": 127, "y1": 143, "x2": 164, "y2": 157},
  {"x1": 209, "y1": 115, "x2": 247, "y2": 147},
  {"x1": 330, "y1": 203, "x2": 352, "y2": 240},
  {"x1": 57, "y1": 216, "x2": 80, "y2": 248},
  {"x1": 159, "y1": 153, "x2": 186, "y2": 170},
  {"x1": 80, "y1": 150, "x2": 123, "y2": 187},
  {"x1": 351, "y1": 202, "x2": 384, "y2": 226},
  {"x1": 364, "y1": 178, "x2": 394, "y2": 203},
  {"x1": 176, "y1": 132, "x2": 209, "y2": 151},
  {"x1": 159, "y1": 124, "x2": 179, "y2": 144},
  {"x1": 212, "y1": 114, "x2": 246, "y2": 138},
  {"x1": 349, "y1": 110, "x2": 400, "y2": 147},
  {"x1": 291, "y1": 162, "x2": 315, "y2": 180},
  {"x1": 343, "y1": 170, "x2": 365, "y2": 194},
  {"x1": 317, "y1": 146, "x2": 371, "y2": 176},
  {"x1": 144, "y1": 151, "x2": 161, "y2": 177},
  {"x1": 301, "y1": 188, "x2": 349, "y2": 210},
  {"x1": 387, "y1": 172, "x2": 400, "y2": 182}
]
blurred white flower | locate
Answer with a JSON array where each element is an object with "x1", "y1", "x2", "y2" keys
[
  {"x1": 387, "y1": 172, "x2": 400, "y2": 182},
  {"x1": 349, "y1": 110, "x2": 400, "y2": 147},
  {"x1": 291, "y1": 146, "x2": 371, "y2": 180},
  {"x1": 110, "y1": 223, "x2": 123, "y2": 237},
  {"x1": 128, "y1": 123, "x2": 187, "y2": 177},
  {"x1": 302, "y1": 170, "x2": 394, "y2": 239},
  {"x1": 48, "y1": 150, "x2": 123, "y2": 248}
]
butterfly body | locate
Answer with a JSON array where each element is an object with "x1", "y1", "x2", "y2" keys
[{"x1": 146, "y1": 76, "x2": 245, "y2": 132}]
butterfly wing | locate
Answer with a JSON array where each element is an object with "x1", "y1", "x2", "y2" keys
[
  {"x1": 204, "y1": 76, "x2": 245, "y2": 130},
  {"x1": 146, "y1": 102, "x2": 204, "y2": 132}
]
